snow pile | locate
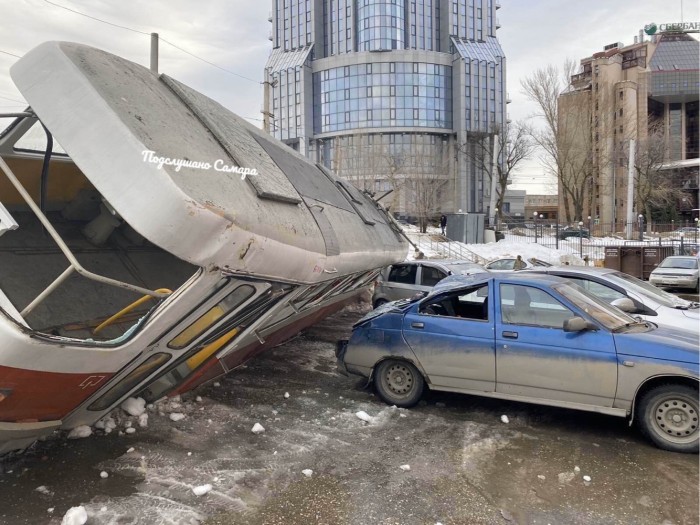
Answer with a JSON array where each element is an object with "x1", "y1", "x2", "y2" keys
[
  {"x1": 61, "y1": 506, "x2": 88, "y2": 525},
  {"x1": 67, "y1": 426, "x2": 92, "y2": 440},
  {"x1": 355, "y1": 411, "x2": 373, "y2": 423},
  {"x1": 192, "y1": 484, "x2": 213, "y2": 496},
  {"x1": 120, "y1": 397, "x2": 146, "y2": 417}
]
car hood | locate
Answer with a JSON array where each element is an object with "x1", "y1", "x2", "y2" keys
[
  {"x1": 650, "y1": 268, "x2": 698, "y2": 276},
  {"x1": 353, "y1": 299, "x2": 414, "y2": 328},
  {"x1": 614, "y1": 325, "x2": 699, "y2": 366}
]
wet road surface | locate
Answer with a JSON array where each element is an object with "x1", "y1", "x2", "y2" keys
[{"x1": 1, "y1": 305, "x2": 697, "y2": 525}]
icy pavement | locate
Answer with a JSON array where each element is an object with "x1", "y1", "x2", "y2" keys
[{"x1": 0, "y1": 307, "x2": 697, "y2": 525}]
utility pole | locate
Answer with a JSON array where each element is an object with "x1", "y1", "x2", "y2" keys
[
  {"x1": 261, "y1": 71, "x2": 277, "y2": 133},
  {"x1": 488, "y1": 134, "x2": 500, "y2": 228},
  {"x1": 150, "y1": 33, "x2": 159, "y2": 74},
  {"x1": 625, "y1": 139, "x2": 636, "y2": 239}
]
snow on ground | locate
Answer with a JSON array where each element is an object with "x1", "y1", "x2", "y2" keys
[{"x1": 400, "y1": 224, "x2": 586, "y2": 266}]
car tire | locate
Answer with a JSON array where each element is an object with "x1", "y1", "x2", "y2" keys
[
  {"x1": 373, "y1": 299, "x2": 388, "y2": 309},
  {"x1": 374, "y1": 359, "x2": 424, "y2": 408},
  {"x1": 636, "y1": 384, "x2": 699, "y2": 453}
]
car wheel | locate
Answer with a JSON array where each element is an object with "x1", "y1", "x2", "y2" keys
[
  {"x1": 374, "y1": 359, "x2": 424, "y2": 408},
  {"x1": 636, "y1": 384, "x2": 699, "y2": 453},
  {"x1": 373, "y1": 299, "x2": 388, "y2": 309}
]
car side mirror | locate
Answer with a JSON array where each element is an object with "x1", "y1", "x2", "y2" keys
[
  {"x1": 610, "y1": 297, "x2": 636, "y2": 313},
  {"x1": 563, "y1": 316, "x2": 596, "y2": 332}
]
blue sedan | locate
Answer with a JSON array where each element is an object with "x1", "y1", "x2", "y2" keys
[{"x1": 337, "y1": 273, "x2": 699, "y2": 453}]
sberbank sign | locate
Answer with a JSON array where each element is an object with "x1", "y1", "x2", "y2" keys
[{"x1": 644, "y1": 21, "x2": 700, "y2": 35}]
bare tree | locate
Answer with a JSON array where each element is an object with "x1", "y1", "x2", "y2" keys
[
  {"x1": 329, "y1": 133, "x2": 407, "y2": 213},
  {"x1": 521, "y1": 61, "x2": 596, "y2": 223},
  {"x1": 460, "y1": 121, "x2": 534, "y2": 224},
  {"x1": 625, "y1": 122, "x2": 686, "y2": 229}
]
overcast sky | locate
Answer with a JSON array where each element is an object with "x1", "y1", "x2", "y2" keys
[{"x1": 1, "y1": 0, "x2": 698, "y2": 193}]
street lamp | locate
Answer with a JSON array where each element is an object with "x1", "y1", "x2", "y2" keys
[
  {"x1": 638, "y1": 214, "x2": 644, "y2": 242},
  {"x1": 587, "y1": 215, "x2": 592, "y2": 237},
  {"x1": 533, "y1": 211, "x2": 539, "y2": 243},
  {"x1": 578, "y1": 221, "x2": 584, "y2": 258}
]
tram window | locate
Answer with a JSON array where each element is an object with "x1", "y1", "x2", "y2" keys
[
  {"x1": 168, "y1": 285, "x2": 256, "y2": 349},
  {"x1": 87, "y1": 353, "x2": 171, "y2": 411}
]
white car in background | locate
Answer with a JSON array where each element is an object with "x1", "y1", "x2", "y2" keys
[
  {"x1": 485, "y1": 257, "x2": 552, "y2": 272},
  {"x1": 527, "y1": 266, "x2": 699, "y2": 333},
  {"x1": 649, "y1": 256, "x2": 700, "y2": 292}
]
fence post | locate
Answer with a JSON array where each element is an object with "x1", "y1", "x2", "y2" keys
[{"x1": 555, "y1": 222, "x2": 559, "y2": 250}]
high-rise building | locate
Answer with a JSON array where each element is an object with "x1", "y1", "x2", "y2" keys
[
  {"x1": 264, "y1": 0, "x2": 507, "y2": 219},
  {"x1": 559, "y1": 28, "x2": 699, "y2": 227}
]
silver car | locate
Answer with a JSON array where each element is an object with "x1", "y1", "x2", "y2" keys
[
  {"x1": 649, "y1": 256, "x2": 700, "y2": 292},
  {"x1": 372, "y1": 260, "x2": 486, "y2": 308},
  {"x1": 526, "y1": 266, "x2": 699, "y2": 333}
]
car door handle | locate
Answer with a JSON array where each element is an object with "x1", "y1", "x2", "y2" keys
[
  {"x1": 502, "y1": 331, "x2": 518, "y2": 339},
  {"x1": 411, "y1": 322, "x2": 424, "y2": 329}
]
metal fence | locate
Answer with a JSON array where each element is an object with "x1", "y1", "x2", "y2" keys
[{"x1": 410, "y1": 222, "x2": 699, "y2": 265}]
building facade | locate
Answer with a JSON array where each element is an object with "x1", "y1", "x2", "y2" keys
[
  {"x1": 264, "y1": 0, "x2": 508, "y2": 219},
  {"x1": 559, "y1": 28, "x2": 699, "y2": 228}
]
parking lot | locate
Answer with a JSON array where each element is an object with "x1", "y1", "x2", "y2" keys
[{"x1": 0, "y1": 304, "x2": 698, "y2": 525}]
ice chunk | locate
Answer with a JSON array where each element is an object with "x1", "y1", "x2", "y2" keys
[
  {"x1": 47, "y1": 508, "x2": 54, "y2": 513},
  {"x1": 100, "y1": 471, "x2": 109, "y2": 479},
  {"x1": 302, "y1": 469, "x2": 313, "y2": 477},
  {"x1": 35, "y1": 486, "x2": 52, "y2": 495},
  {"x1": 61, "y1": 506, "x2": 88, "y2": 525},
  {"x1": 251, "y1": 423, "x2": 265, "y2": 434},
  {"x1": 192, "y1": 484, "x2": 212, "y2": 496},
  {"x1": 355, "y1": 411, "x2": 372, "y2": 423},
  {"x1": 67, "y1": 426, "x2": 92, "y2": 439},
  {"x1": 138, "y1": 413, "x2": 148, "y2": 428},
  {"x1": 558, "y1": 472, "x2": 575, "y2": 484},
  {"x1": 125, "y1": 428, "x2": 136, "y2": 434},
  {"x1": 196, "y1": 396, "x2": 203, "y2": 402},
  {"x1": 213, "y1": 382, "x2": 221, "y2": 387},
  {"x1": 170, "y1": 413, "x2": 186, "y2": 422},
  {"x1": 399, "y1": 464, "x2": 411, "y2": 471},
  {"x1": 537, "y1": 475, "x2": 546, "y2": 480},
  {"x1": 120, "y1": 397, "x2": 146, "y2": 416},
  {"x1": 500, "y1": 415, "x2": 509, "y2": 424},
  {"x1": 126, "y1": 447, "x2": 135, "y2": 453},
  {"x1": 574, "y1": 466, "x2": 580, "y2": 472},
  {"x1": 284, "y1": 392, "x2": 290, "y2": 399},
  {"x1": 583, "y1": 475, "x2": 592, "y2": 482}
]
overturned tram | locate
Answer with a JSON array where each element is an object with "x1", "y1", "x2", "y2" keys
[{"x1": 0, "y1": 42, "x2": 407, "y2": 454}]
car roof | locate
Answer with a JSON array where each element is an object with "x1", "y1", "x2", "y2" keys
[
  {"x1": 393, "y1": 259, "x2": 480, "y2": 268},
  {"x1": 525, "y1": 266, "x2": 617, "y2": 276},
  {"x1": 430, "y1": 272, "x2": 565, "y2": 297}
]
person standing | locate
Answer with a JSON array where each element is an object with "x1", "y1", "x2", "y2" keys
[{"x1": 440, "y1": 214, "x2": 447, "y2": 235}]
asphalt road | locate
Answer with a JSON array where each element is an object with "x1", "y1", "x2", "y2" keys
[{"x1": 0, "y1": 303, "x2": 697, "y2": 525}]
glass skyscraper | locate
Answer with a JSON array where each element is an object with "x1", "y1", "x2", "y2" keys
[{"x1": 264, "y1": 0, "x2": 507, "y2": 216}]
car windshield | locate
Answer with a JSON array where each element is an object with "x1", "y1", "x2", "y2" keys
[
  {"x1": 446, "y1": 263, "x2": 485, "y2": 275},
  {"x1": 658, "y1": 258, "x2": 698, "y2": 270},
  {"x1": 609, "y1": 271, "x2": 693, "y2": 308},
  {"x1": 554, "y1": 282, "x2": 638, "y2": 331}
]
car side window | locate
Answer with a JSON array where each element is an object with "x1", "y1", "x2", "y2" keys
[
  {"x1": 388, "y1": 264, "x2": 418, "y2": 285},
  {"x1": 419, "y1": 284, "x2": 489, "y2": 321},
  {"x1": 421, "y1": 266, "x2": 448, "y2": 287},
  {"x1": 488, "y1": 259, "x2": 513, "y2": 270},
  {"x1": 500, "y1": 284, "x2": 575, "y2": 329},
  {"x1": 566, "y1": 277, "x2": 626, "y2": 304}
]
